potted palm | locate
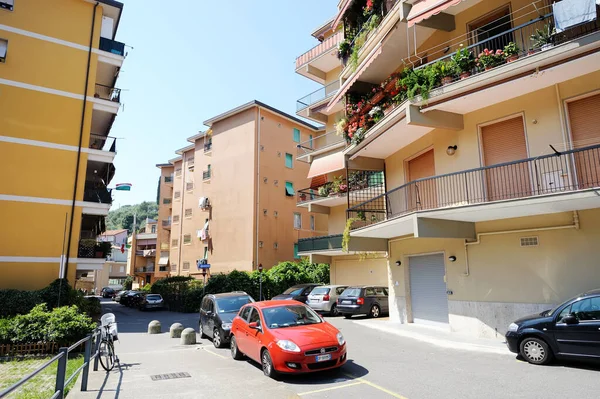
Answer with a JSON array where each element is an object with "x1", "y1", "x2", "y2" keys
[
  {"x1": 531, "y1": 24, "x2": 556, "y2": 51},
  {"x1": 503, "y1": 42, "x2": 519, "y2": 62},
  {"x1": 451, "y1": 45, "x2": 476, "y2": 79}
]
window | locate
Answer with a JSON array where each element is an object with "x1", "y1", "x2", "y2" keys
[
  {"x1": 273, "y1": 242, "x2": 278, "y2": 249},
  {"x1": 185, "y1": 208, "x2": 193, "y2": 218},
  {"x1": 119, "y1": 266, "x2": 125, "y2": 273},
  {"x1": 293, "y1": 213, "x2": 301, "y2": 229},
  {"x1": 336, "y1": 287, "x2": 347, "y2": 295},
  {"x1": 183, "y1": 261, "x2": 190, "y2": 270},
  {"x1": 173, "y1": 215, "x2": 180, "y2": 223},
  {"x1": 151, "y1": 225, "x2": 156, "y2": 233},
  {"x1": 1, "y1": 1, "x2": 14, "y2": 11},
  {"x1": 285, "y1": 181, "x2": 295, "y2": 196},
  {"x1": 239, "y1": 306, "x2": 251, "y2": 321},
  {"x1": 309, "y1": 135, "x2": 313, "y2": 148},
  {"x1": 188, "y1": 157, "x2": 194, "y2": 166},
  {"x1": 293, "y1": 128, "x2": 300, "y2": 143},
  {"x1": 468, "y1": 5, "x2": 512, "y2": 55},
  {"x1": 186, "y1": 182, "x2": 194, "y2": 191},
  {"x1": 248, "y1": 308, "x2": 260, "y2": 325},
  {"x1": 183, "y1": 234, "x2": 192, "y2": 245},
  {"x1": 171, "y1": 239, "x2": 178, "y2": 247},
  {"x1": 174, "y1": 191, "x2": 181, "y2": 199},
  {"x1": 294, "y1": 244, "x2": 299, "y2": 259},
  {"x1": 285, "y1": 153, "x2": 293, "y2": 168},
  {"x1": 310, "y1": 215, "x2": 315, "y2": 231},
  {"x1": 274, "y1": 180, "x2": 279, "y2": 187},
  {"x1": 365, "y1": 288, "x2": 376, "y2": 296},
  {"x1": 570, "y1": 297, "x2": 600, "y2": 321},
  {"x1": 375, "y1": 287, "x2": 388, "y2": 296},
  {"x1": 274, "y1": 211, "x2": 278, "y2": 217},
  {"x1": 170, "y1": 263, "x2": 177, "y2": 271},
  {"x1": 175, "y1": 168, "x2": 182, "y2": 177},
  {"x1": 163, "y1": 198, "x2": 171, "y2": 205},
  {"x1": 164, "y1": 175, "x2": 173, "y2": 183},
  {"x1": 0, "y1": 39, "x2": 7, "y2": 63}
]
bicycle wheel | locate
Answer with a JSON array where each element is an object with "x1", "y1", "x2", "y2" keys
[{"x1": 99, "y1": 339, "x2": 115, "y2": 372}]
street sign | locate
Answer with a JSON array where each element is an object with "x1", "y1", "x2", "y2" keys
[{"x1": 198, "y1": 264, "x2": 211, "y2": 269}]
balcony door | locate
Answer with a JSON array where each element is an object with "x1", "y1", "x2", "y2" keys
[
  {"x1": 480, "y1": 115, "x2": 531, "y2": 201},
  {"x1": 567, "y1": 93, "x2": 600, "y2": 189},
  {"x1": 407, "y1": 149, "x2": 436, "y2": 212},
  {"x1": 468, "y1": 5, "x2": 513, "y2": 56}
]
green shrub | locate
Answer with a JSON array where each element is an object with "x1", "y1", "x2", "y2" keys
[
  {"x1": 141, "y1": 283, "x2": 152, "y2": 293},
  {"x1": 47, "y1": 305, "x2": 96, "y2": 346},
  {"x1": 0, "y1": 289, "x2": 40, "y2": 318}
]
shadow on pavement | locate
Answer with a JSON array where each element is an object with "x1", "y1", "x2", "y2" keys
[{"x1": 515, "y1": 355, "x2": 600, "y2": 372}]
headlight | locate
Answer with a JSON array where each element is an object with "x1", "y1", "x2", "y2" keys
[
  {"x1": 276, "y1": 340, "x2": 301, "y2": 352},
  {"x1": 221, "y1": 323, "x2": 232, "y2": 330},
  {"x1": 336, "y1": 332, "x2": 345, "y2": 346},
  {"x1": 508, "y1": 323, "x2": 519, "y2": 332}
]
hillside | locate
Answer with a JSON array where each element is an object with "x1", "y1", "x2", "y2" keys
[{"x1": 106, "y1": 201, "x2": 159, "y2": 232}]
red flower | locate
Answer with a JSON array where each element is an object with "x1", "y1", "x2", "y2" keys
[{"x1": 495, "y1": 49, "x2": 503, "y2": 55}]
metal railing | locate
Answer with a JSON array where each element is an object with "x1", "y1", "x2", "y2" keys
[
  {"x1": 94, "y1": 84, "x2": 121, "y2": 103},
  {"x1": 162, "y1": 219, "x2": 171, "y2": 228},
  {"x1": 99, "y1": 37, "x2": 126, "y2": 56},
  {"x1": 136, "y1": 266, "x2": 155, "y2": 273},
  {"x1": 295, "y1": 31, "x2": 344, "y2": 69},
  {"x1": 297, "y1": 178, "x2": 347, "y2": 204},
  {"x1": 296, "y1": 130, "x2": 346, "y2": 159},
  {"x1": 298, "y1": 234, "x2": 343, "y2": 253},
  {"x1": 83, "y1": 186, "x2": 112, "y2": 204},
  {"x1": 0, "y1": 329, "x2": 102, "y2": 399},
  {"x1": 89, "y1": 134, "x2": 117, "y2": 152},
  {"x1": 203, "y1": 170, "x2": 211, "y2": 180},
  {"x1": 297, "y1": 80, "x2": 341, "y2": 112},
  {"x1": 297, "y1": 171, "x2": 385, "y2": 205},
  {"x1": 347, "y1": 144, "x2": 600, "y2": 230},
  {"x1": 78, "y1": 240, "x2": 104, "y2": 259},
  {"x1": 204, "y1": 141, "x2": 212, "y2": 153},
  {"x1": 164, "y1": 175, "x2": 173, "y2": 183}
]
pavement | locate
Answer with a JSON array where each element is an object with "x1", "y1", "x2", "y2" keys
[{"x1": 70, "y1": 299, "x2": 600, "y2": 399}]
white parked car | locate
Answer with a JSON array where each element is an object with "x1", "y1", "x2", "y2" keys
[
  {"x1": 307, "y1": 285, "x2": 348, "y2": 316},
  {"x1": 139, "y1": 294, "x2": 164, "y2": 311}
]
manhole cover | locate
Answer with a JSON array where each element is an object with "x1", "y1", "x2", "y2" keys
[{"x1": 150, "y1": 372, "x2": 191, "y2": 381}]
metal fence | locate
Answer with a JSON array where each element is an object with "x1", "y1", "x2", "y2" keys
[
  {"x1": 296, "y1": 80, "x2": 341, "y2": 112},
  {"x1": 348, "y1": 144, "x2": 600, "y2": 230},
  {"x1": 0, "y1": 329, "x2": 102, "y2": 399},
  {"x1": 298, "y1": 234, "x2": 343, "y2": 253}
]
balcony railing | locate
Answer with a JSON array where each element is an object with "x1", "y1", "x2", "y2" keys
[
  {"x1": 159, "y1": 266, "x2": 169, "y2": 272},
  {"x1": 296, "y1": 130, "x2": 346, "y2": 160},
  {"x1": 347, "y1": 144, "x2": 600, "y2": 230},
  {"x1": 203, "y1": 170, "x2": 211, "y2": 180},
  {"x1": 77, "y1": 240, "x2": 105, "y2": 259},
  {"x1": 164, "y1": 175, "x2": 173, "y2": 183},
  {"x1": 89, "y1": 134, "x2": 116, "y2": 152},
  {"x1": 297, "y1": 171, "x2": 385, "y2": 205},
  {"x1": 99, "y1": 37, "x2": 126, "y2": 56},
  {"x1": 162, "y1": 219, "x2": 171, "y2": 229},
  {"x1": 298, "y1": 234, "x2": 343, "y2": 253},
  {"x1": 94, "y1": 84, "x2": 121, "y2": 103},
  {"x1": 295, "y1": 31, "x2": 344, "y2": 69},
  {"x1": 83, "y1": 186, "x2": 112, "y2": 204},
  {"x1": 297, "y1": 80, "x2": 341, "y2": 112},
  {"x1": 204, "y1": 142, "x2": 212, "y2": 153},
  {"x1": 136, "y1": 266, "x2": 155, "y2": 273}
]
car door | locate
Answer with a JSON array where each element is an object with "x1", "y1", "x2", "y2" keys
[
  {"x1": 245, "y1": 307, "x2": 264, "y2": 362},
  {"x1": 206, "y1": 298, "x2": 216, "y2": 337},
  {"x1": 376, "y1": 287, "x2": 389, "y2": 313},
  {"x1": 552, "y1": 296, "x2": 600, "y2": 357},
  {"x1": 365, "y1": 287, "x2": 377, "y2": 310},
  {"x1": 199, "y1": 297, "x2": 209, "y2": 334},
  {"x1": 233, "y1": 306, "x2": 252, "y2": 353}
]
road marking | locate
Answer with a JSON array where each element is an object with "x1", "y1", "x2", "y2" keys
[
  {"x1": 201, "y1": 347, "x2": 228, "y2": 359},
  {"x1": 343, "y1": 373, "x2": 409, "y2": 399},
  {"x1": 298, "y1": 382, "x2": 364, "y2": 396}
]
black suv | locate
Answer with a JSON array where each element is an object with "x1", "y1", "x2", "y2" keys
[
  {"x1": 270, "y1": 283, "x2": 322, "y2": 303},
  {"x1": 199, "y1": 292, "x2": 254, "y2": 348},
  {"x1": 337, "y1": 286, "x2": 389, "y2": 318},
  {"x1": 506, "y1": 288, "x2": 600, "y2": 365}
]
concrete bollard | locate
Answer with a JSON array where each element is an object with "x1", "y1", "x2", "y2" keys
[
  {"x1": 148, "y1": 320, "x2": 161, "y2": 334},
  {"x1": 180, "y1": 328, "x2": 197, "y2": 345},
  {"x1": 170, "y1": 323, "x2": 184, "y2": 338}
]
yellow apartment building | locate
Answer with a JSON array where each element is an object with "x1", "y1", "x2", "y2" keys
[
  {"x1": 295, "y1": 0, "x2": 600, "y2": 339},
  {"x1": 155, "y1": 101, "x2": 328, "y2": 279},
  {"x1": 0, "y1": 0, "x2": 127, "y2": 289}
]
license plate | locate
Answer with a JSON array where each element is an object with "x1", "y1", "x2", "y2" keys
[
  {"x1": 342, "y1": 300, "x2": 351, "y2": 304},
  {"x1": 316, "y1": 354, "x2": 332, "y2": 362}
]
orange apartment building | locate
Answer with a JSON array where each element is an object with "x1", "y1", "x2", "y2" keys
[{"x1": 155, "y1": 101, "x2": 328, "y2": 279}]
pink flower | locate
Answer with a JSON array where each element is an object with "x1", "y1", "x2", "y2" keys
[{"x1": 496, "y1": 49, "x2": 503, "y2": 55}]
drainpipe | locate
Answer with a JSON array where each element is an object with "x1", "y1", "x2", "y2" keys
[
  {"x1": 255, "y1": 108, "x2": 261, "y2": 275},
  {"x1": 462, "y1": 211, "x2": 580, "y2": 276},
  {"x1": 64, "y1": 2, "x2": 99, "y2": 281}
]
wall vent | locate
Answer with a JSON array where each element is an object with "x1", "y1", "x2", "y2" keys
[{"x1": 520, "y1": 236, "x2": 539, "y2": 247}]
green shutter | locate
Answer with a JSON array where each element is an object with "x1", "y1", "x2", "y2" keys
[
  {"x1": 285, "y1": 181, "x2": 295, "y2": 196},
  {"x1": 294, "y1": 243, "x2": 299, "y2": 259},
  {"x1": 293, "y1": 128, "x2": 300, "y2": 143},
  {"x1": 285, "y1": 153, "x2": 293, "y2": 168}
]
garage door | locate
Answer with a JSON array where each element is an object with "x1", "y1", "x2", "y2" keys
[
  {"x1": 409, "y1": 254, "x2": 448, "y2": 325},
  {"x1": 332, "y1": 258, "x2": 388, "y2": 286}
]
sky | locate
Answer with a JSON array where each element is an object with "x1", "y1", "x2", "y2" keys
[{"x1": 109, "y1": 0, "x2": 338, "y2": 209}]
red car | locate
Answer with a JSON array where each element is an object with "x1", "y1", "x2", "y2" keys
[{"x1": 230, "y1": 300, "x2": 347, "y2": 378}]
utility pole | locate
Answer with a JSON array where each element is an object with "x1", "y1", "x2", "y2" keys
[{"x1": 258, "y1": 263, "x2": 263, "y2": 301}]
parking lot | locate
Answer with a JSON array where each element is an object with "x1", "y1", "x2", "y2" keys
[{"x1": 72, "y1": 299, "x2": 600, "y2": 399}]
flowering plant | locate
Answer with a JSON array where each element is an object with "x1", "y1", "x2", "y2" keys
[
  {"x1": 503, "y1": 42, "x2": 519, "y2": 58},
  {"x1": 335, "y1": 118, "x2": 348, "y2": 136},
  {"x1": 476, "y1": 48, "x2": 504, "y2": 69},
  {"x1": 369, "y1": 106, "x2": 384, "y2": 123},
  {"x1": 363, "y1": 0, "x2": 374, "y2": 16}
]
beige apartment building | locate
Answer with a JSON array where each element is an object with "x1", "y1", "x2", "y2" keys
[
  {"x1": 126, "y1": 218, "x2": 160, "y2": 286},
  {"x1": 295, "y1": 0, "x2": 600, "y2": 339},
  {"x1": 156, "y1": 101, "x2": 328, "y2": 279}
]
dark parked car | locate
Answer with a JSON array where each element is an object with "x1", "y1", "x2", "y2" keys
[
  {"x1": 114, "y1": 290, "x2": 129, "y2": 303},
  {"x1": 199, "y1": 292, "x2": 254, "y2": 348},
  {"x1": 271, "y1": 284, "x2": 322, "y2": 304},
  {"x1": 337, "y1": 286, "x2": 389, "y2": 318},
  {"x1": 506, "y1": 288, "x2": 600, "y2": 365},
  {"x1": 139, "y1": 294, "x2": 164, "y2": 311},
  {"x1": 121, "y1": 291, "x2": 142, "y2": 307},
  {"x1": 101, "y1": 287, "x2": 115, "y2": 298}
]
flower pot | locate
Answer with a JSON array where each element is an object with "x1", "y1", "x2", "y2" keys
[
  {"x1": 541, "y1": 43, "x2": 553, "y2": 52},
  {"x1": 527, "y1": 50, "x2": 536, "y2": 56},
  {"x1": 441, "y1": 76, "x2": 453, "y2": 85},
  {"x1": 384, "y1": 106, "x2": 394, "y2": 115},
  {"x1": 96, "y1": 251, "x2": 104, "y2": 259},
  {"x1": 370, "y1": 91, "x2": 385, "y2": 105},
  {"x1": 361, "y1": 104, "x2": 373, "y2": 115},
  {"x1": 384, "y1": 79, "x2": 397, "y2": 93},
  {"x1": 459, "y1": 72, "x2": 471, "y2": 80},
  {"x1": 506, "y1": 55, "x2": 519, "y2": 63}
]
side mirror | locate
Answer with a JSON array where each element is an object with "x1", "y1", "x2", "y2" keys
[
  {"x1": 249, "y1": 322, "x2": 261, "y2": 330},
  {"x1": 563, "y1": 314, "x2": 578, "y2": 325},
  {"x1": 206, "y1": 311, "x2": 213, "y2": 316}
]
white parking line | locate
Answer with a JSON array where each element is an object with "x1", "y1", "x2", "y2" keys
[{"x1": 298, "y1": 381, "x2": 365, "y2": 396}]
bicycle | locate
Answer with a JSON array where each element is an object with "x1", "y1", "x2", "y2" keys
[{"x1": 99, "y1": 313, "x2": 120, "y2": 372}]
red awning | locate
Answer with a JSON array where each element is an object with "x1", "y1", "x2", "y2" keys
[
  {"x1": 332, "y1": 0, "x2": 355, "y2": 30},
  {"x1": 407, "y1": 0, "x2": 466, "y2": 27},
  {"x1": 307, "y1": 152, "x2": 346, "y2": 179},
  {"x1": 325, "y1": 43, "x2": 384, "y2": 113}
]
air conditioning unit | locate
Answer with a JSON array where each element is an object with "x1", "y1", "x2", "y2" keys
[{"x1": 199, "y1": 197, "x2": 210, "y2": 209}]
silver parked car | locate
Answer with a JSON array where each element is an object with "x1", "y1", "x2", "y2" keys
[{"x1": 307, "y1": 285, "x2": 348, "y2": 316}]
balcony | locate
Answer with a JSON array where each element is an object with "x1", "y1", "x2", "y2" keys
[
  {"x1": 296, "y1": 80, "x2": 343, "y2": 123},
  {"x1": 83, "y1": 185, "x2": 113, "y2": 205},
  {"x1": 159, "y1": 266, "x2": 169, "y2": 272},
  {"x1": 204, "y1": 141, "x2": 212, "y2": 155},
  {"x1": 88, "y1": 134, "x2": 117, "y2": 164},
  {"x1": 296, "y1": 31, "x2": 344, "y2": 84},
  {"x1": 136, "y1": 249, "x2": 156, "y2": 258},
  {"x1": 164, "y1": 174, "x2": 174, "y2": 184},
  {"x1": 99, "y1": 37, "x2": 126, "y2": 57},
  {"x1": 298, "y1": 233, "x2": 387, "y2": 256},
  {"x1": 296, "y1": 131, "x2": 346, "y2": 162},
  {"x1": 162, "y1": 219, "x2": 171, "y2": 230},
  {"x1": 347, "y1": 144, "x2": 600, "y2": 239},
  {"x1": 135, "y1": 266, "x2": 155, "y2": 273},
  {"x1": 203, "y1": 169, "x2": 211, "y2": 181},
  {"x1": 94, "y1": 84, "x2": 121, "y2": 103},
  {"x1": 77, "y1": 240, "x2": 107, "y2": 259}
]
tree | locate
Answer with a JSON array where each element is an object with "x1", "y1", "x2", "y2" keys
[
  {"x1": 106, "y1": 201, "x2": 158, "y2": 231},
  {"x1": 156, "y1": 176, "x2": 161, "y2": 205}
]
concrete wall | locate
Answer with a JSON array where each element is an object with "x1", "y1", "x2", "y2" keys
[{"x1": 331, "y1": 255, "x2": 389, "y2": 286}]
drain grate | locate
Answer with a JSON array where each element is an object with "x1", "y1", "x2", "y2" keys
[{"x1": 150, "y1": 372, "x2": 191, "y2": 381}]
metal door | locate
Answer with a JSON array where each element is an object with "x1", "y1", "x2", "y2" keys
[{"x1": 409, "y1": 254, "x2": 449, "y2": 325}]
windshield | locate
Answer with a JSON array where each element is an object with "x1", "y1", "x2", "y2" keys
[
  {"x1": 146, "y1": 295, "x2": 161, "y2": 300},
  {"x1": 310, "y1": 287, "x2": 330, "y2": 295},
  {"x1": 216, "y1": 296, "x2": 253, "y2": 313},
  {"x1": 262, "y1": 305, "x2": 322, "y2": 329},
  {"x1": 282, "y1": 287, "x2": 305, "y2": 296},
  {"x1": 341, "y1": 288, "x2": 361, "y2": 297}
]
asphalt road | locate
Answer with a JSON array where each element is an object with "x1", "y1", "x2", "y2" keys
[{"x1": 91, "y1": 298, "x2": 600, "y2": 399}]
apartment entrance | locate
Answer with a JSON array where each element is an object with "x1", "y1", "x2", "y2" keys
[
  {"x1": 567, "y1": 92, "x2": 600, "y2": 189},
  {"x1": 480, "y1": 115, "x2": 531, "y2": 201},
  {"x1": 408, "y1": 253, "x2": 449, "y2": 326},
  {"x1": 407, "y1": 149, "x2": 436, "y2": 212}
]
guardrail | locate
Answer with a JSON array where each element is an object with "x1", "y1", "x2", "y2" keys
[
  {"x1": 298, "y1": 234, "x2": 343, "y2": 253},
  {"x1": 99, "y1": 37, "x2": 126, "y2": 56},
  {"x1": 0, "y1": 329, "x2": 102, "y2": 399},
  {"x1": 94, "y1": 84, "x2": 121, "y2": 103},
  {"x1": 89, "y1": 134, "x2": 117, "y2": 152},
  {"x1": 296, "y1": 80, "x2": 341, "y2": 112},
  {"x1": 296, "y1": 130, "x2": 346, "y2": 160}
]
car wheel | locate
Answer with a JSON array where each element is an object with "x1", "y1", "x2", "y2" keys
[
  {"x1": 199, "y1": 322, "x2": 208, "y2": 339},
  {"x1": 213, "y1": 328, "x2": 223, "y2": 348},
  {"x1": 343, "y1": 314, "x2": 352, "y2": 319},
  {"x1": 369, "y1": 304, "x2": 381, "y2": 318},
  {"x1": 520, "y1": 337, "x2": 553, "y2": 365},
  {"x1": 230, "y1": 336, "x2": 244, "y2": 360},
  {"x1": 261, "y1": 349, "x2": 277, "y2": 379},
  {"x1": 330, "y1": 304, "x2": 339, "y2": 317}
]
